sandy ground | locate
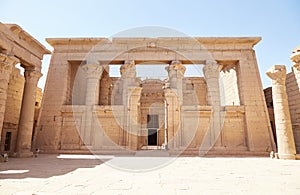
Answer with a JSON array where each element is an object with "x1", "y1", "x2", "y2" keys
[{"x1": 0, "y1": 154, "x2": 300, "y2": 194}]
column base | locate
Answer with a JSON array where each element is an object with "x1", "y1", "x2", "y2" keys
[
  {"x1": 278, "y1": 153, "x2": 296, "y2": 160},
  {"x1": 16, "y1": 152, "x2": 33, "y2": 158}
]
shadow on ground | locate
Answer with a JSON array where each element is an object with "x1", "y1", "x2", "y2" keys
[{"x1": 0, "y1": 154, "x2": 107, "y2": 179}]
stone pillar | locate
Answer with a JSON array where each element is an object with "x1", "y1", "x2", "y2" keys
[
  {"x1": 165, "y1": 60, "x2": 185, "y2": 105},
  {"x1": 164, "y1": 88, "x2": 181, "y2": 149},
  {"x1": 0, "y1": 54, "x2": 19, "y2": 143},
  {"x1": 266, "y1": 65, "x2": 296, "y2": 160},
  {"x1": 127, "y1": 86, "x2": 142, "y2": 150},
  {"x1": 82, "y1": 63, "x2": 103, "y2": 106},
  {"x1": 203, "y1": 60, "x2": 223, "y2": 148},
  {"x1": 120, "y1": 60, "x2": 137, "y2": 148},
  {"x1": 120, "y1": 60, "x2": 136, "y2": 105},
  {"x1": 15, "y1": 67, "x2": 42, "y2": 157},
  {"x1": 291, "y1": 49, "x2": 300, "y2": 90},
  {"x1": 81, "y1": 63, "x2": 103, "y2": 146}
]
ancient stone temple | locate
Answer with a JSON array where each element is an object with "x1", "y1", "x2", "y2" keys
[
  {"x1": 35, "y1": 37, "x2": 276, "y2": 156},
  {"x1": 0, "y1": 23, "x2": 50, "y2": 157}
]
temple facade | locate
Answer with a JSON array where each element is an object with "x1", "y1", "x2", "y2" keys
[{"x1": 35, "y1": 37, "x2": 276, "y2": 156}]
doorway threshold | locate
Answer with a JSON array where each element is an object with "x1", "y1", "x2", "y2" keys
[{"x1": 141, "y1": 146, "x2": 163, "y2": 150}]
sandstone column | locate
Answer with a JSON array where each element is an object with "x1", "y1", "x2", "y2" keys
[
  {"x1": 120, "y1": 60, "x2": 136, "y2": 105},
  {"x1": 266, "y1": 65, "x2": 296, "y2": 160},
  {"x1": 291, "y1": 48, "x2": 300, "y2": 90},
  {"x1": 82, "y1": 63, "x2": 103, "y2": 106},
  {"x1": 164, "y1": 88, "x2": 180, "y2": 149},
  {"x1": 120, "y1": 60, "x2": 137, "y2": 148},
  {"x1": 0, "y1": 54, "x2": 19, "y2": 143},
  {"x1": 127, "y1": 86, "x2": 142, "y2": 150},
  {"x1": 15, "y1": 67, "x2": 42, "y2": 157},
  {"x1": 81, "y1": 63, "x2": 103, "y2": 146},
  {"x1": 165, "y1": 60, "x2": 186, "y2": 105},
  {"x1": 164, "y1": 60, "x2": 185, "y2": 149},
  {"x1": 203, "y1": 60, "x2": 222, "y2": 149}
]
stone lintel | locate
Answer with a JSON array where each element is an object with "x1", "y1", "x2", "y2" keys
[
  {"x1": 0, "y1": 23, "x2": 50, "y2": 62},
  {"x1": 46, "y1": 37, "x2": 261, "y2": 53},
  {"x1": 47, "y1": 37, "x2": 261, "y2": 46}
]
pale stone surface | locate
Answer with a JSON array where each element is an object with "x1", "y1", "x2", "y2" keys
[
  {"x1": 0, "y1": 154, "x2": 300, "y2": 194},
  {"x1": 266, "y1": 65, "x2": 296, "y2": 159}
]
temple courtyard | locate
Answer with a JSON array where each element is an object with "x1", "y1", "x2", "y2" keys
[{"x1": 0, "y1": 154, "x2": 300, "y2": 194}]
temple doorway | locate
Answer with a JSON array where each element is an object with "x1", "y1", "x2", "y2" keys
[{"x1": 147, "y1": 115, "x2": 159, "y2": 146}]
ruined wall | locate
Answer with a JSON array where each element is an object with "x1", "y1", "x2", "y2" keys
[
  {"x1": 1, "y1": 67, "x2": 24, "y2": 152},
  {"x1": 183, "y1": 77, "x2": 206, "y2": 106},
  {"x1": 264, "y1": 87, "x2": 276, "y2": 144},
  {"x1": 34, "y1": 88, "x2": 43, "y2": 121},
  {"x1": 286, "y1": 72, "x2": 300, "y2": 152}
]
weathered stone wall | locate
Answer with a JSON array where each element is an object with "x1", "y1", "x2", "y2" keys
[
  {"x1": 1, "y1": 67, "x2": 24, "y2": 152},
  {"x1": 286, "y1": 72, "x2": 300, "y2": 153},
  {"x1": 183, "y1": 77, "x2": 206, "y2": 106},
  {"x1": 264, "y1": 87, "x2": 276, "y2": 144},
  {"x1": 4, "y1": 68, "x2": 25, "y2": 125}
]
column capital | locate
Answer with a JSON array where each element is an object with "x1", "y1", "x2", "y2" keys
[
  {"x1": 266, "y1": 65, "x2": 286, "y2": 85},
  {"x1": 82, "y1": 63, "x2": 103, "y2": 79},
  {"x1": 24, "y1": 68, "x2": 42, "y2": 84},
  {"x1": 120, "y1": 60, "x2": 136, "y2": 78},
  {"x1": 291, "y1": 49, "x2": 300, "y2": 63},
  {"x1": 166, "y1": 60, "x2": 186, "y2": 76},
  {"x1": 203, "y1": 60, "x2": 222, "y2": 79},
  {"x1": 0, "y1": 53, "x2": 19, "y2": 72},
  {"x1": 291, "y1": 48, "x2": 300, "y2": 72}
]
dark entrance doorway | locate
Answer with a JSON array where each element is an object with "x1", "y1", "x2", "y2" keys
[
  {"x1": 148, "y1": 129, "x2": 157, "y2": 145},
  {"x1": 4, "y1": 132, "x2": 12, "y2": 151},
  {"x1": 147, "y1": 115, "x2": 159, "y2": 146}
]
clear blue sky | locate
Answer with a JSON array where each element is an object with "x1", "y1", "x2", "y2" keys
[{"x1": 1, "y1": 0, "x2": 299, "y2": 88}]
